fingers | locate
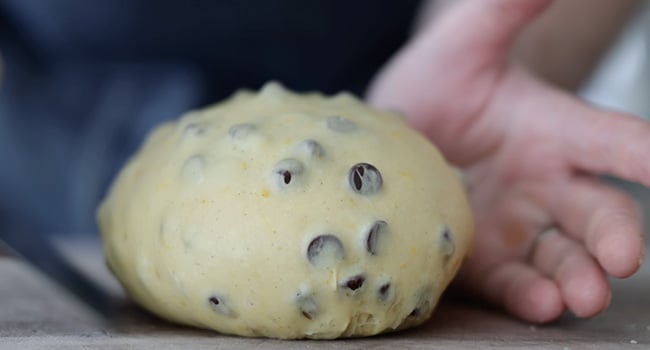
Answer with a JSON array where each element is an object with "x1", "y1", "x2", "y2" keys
[
  {"x1": 530, "y1": 229, "x2": 610, "y2": 317},
  {"x1": 422, "y1": 0, "x2": 553, "y2": 67},
  {"x1": 548, "y1": 177, "x2": 644, "y2": 278},
  {"x1": 479, "y1": 261, "x2": 564, "y2": 323},
  {"x1": 366, "y1": 0, "x2": 553, "y2": 165},
  {"x1": 556, "y1": 94, "x2": 650, "y2": 186},
  {"x1": 367, "y1": 0, "x2": 553, "y2": 105}
]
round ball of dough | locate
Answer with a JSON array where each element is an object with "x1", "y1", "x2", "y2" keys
[{"x1": 97, "y1": 82, "x2": 473, "y2": 339}]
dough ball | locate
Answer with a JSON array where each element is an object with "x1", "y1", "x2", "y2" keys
[{"x1": 97, "y1": 82, "x2": 474, "y2": 339}]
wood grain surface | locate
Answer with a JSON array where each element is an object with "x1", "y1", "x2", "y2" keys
[{"x1": 0, "y1": 238, "x2": 649, "y2": 350}]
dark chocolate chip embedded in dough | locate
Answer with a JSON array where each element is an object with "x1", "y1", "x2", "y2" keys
[
  {"x1": 180, "y1": 155, "x2": 205, "y2": 185},
  {"x1": 295, "y1": 292, "x2": 318, "y2": 320},
  {"x1": 377, "y1": 283, "x2": 391, "y2": 301},
  {"x1": 183, "y1": 122, "x2": 206, "y2": 137},
  {"x1": 299, "y1": 139, "x2": 325, "y2": 158},
  {"x1": 365, "y1": 220, "x2": 388, "y2": 255},
  {"x1": 281, "y1": 171, "x2": 291, "y2": 184},
  {"x1": 207, "y1": 294, "x2": 235, "y2": 317},
  {"x1": 408, "y1": 288, "x2": 433, "y2": 319},
  {"x1": 440, "y1": 226, "x2": 456, "y2": 260},
  {"x1": 228, "y1": 123, "x2": 256, "y2": 139},
  {"x1": 326, "y1": 115, "x2": 357, "y2": 133},
  {"x1": 349, "y1": 163, "x2": 382, "y2": 195},
  {"x1": 306, "y1": 234, "x2": 345, "y2": 267},
  {"x1": 274, "y1": 159, "x2": 304, "y2": 186},
  {"x1": 408, "y1": 308, "x2": 421, "y2": 318},
  {"x1": 340, "y1": 275, "x2": 365, "y2": 291}
]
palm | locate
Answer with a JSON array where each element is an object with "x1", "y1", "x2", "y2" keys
[{"x1": 368, "y1": 0, "x2": 646, "y2": 323}]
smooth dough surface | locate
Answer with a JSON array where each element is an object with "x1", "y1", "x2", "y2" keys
[{"x1": 97, "y1": 82, "x2": 474, "y2": 339}]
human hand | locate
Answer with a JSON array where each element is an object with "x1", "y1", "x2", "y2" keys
[{"x1": 367, "y1": 0, "x2": 645, "y2": 323}]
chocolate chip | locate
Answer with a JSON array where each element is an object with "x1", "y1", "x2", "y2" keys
[
  {"x1": 375, "y1": 275, "x2": 393, "y2": 302},
  {"x1": 180, "y1": 155, "x2": 205, "y2": 185},
  {"x1": 408, "y1": 287, "x2": 433, "y2": 319},
  {"x1": 207, "y1": 294, "x2": 236, "y2": 317},
  {"x1": 440, "y1": 226, "x2": 455, "y2": 261},
  {"x1": 274, "y1": 159, "x2": 304, "y2": 186},
  {"x1": 281, "y1": 171, "x2": 291, "y2": 184},
  {"x1": 340, "y1": 275, "x2": 365, "y2": 291},
  {"x1": 298, "y1": 139, "x2": 325, "y2": 158},
  {"x1": 365, "y1": 220, "x2": 388, "y2": 255},
  {"x1": 183, "y1": 122, "x2": 206, "y2": 137},
  {"x1": 326, "y1": 115, "x2": 357, "y2": 133},
  {"x1": 378, "y1": 283, "x2": 391, "y2": 301},
  {"x1": 349, "y1": 163, "x2": 382, "y2": 195},
  {"x1": 408, "y1": 308, "x2": 421, "y2": 318},
  {"x1": 228, "y1": 123, "x2": 256, "y2": 139},
  {"x1": 295, "y1": 291, "x2": 318, "y2": 320},
  {"x1": 307, "y1": 234, "x2": 345, "y2": 268}
]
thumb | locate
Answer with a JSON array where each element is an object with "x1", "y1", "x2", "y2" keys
[{"x1": 367, "y1": 0, "x2": 553, "y2": 144}]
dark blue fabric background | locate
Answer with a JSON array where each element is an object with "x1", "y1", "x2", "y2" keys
[{"x1": 0, "y1": 0, "x2": 421, "y2": 235}]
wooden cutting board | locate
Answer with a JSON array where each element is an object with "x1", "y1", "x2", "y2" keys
[{"x1": 0, "y1": 238, "x2": 649, "y2": 350}]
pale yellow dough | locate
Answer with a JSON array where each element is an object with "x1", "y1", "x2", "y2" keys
[{"x1": 97, "y1": 82, "x2": 474, "y2": 339}]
